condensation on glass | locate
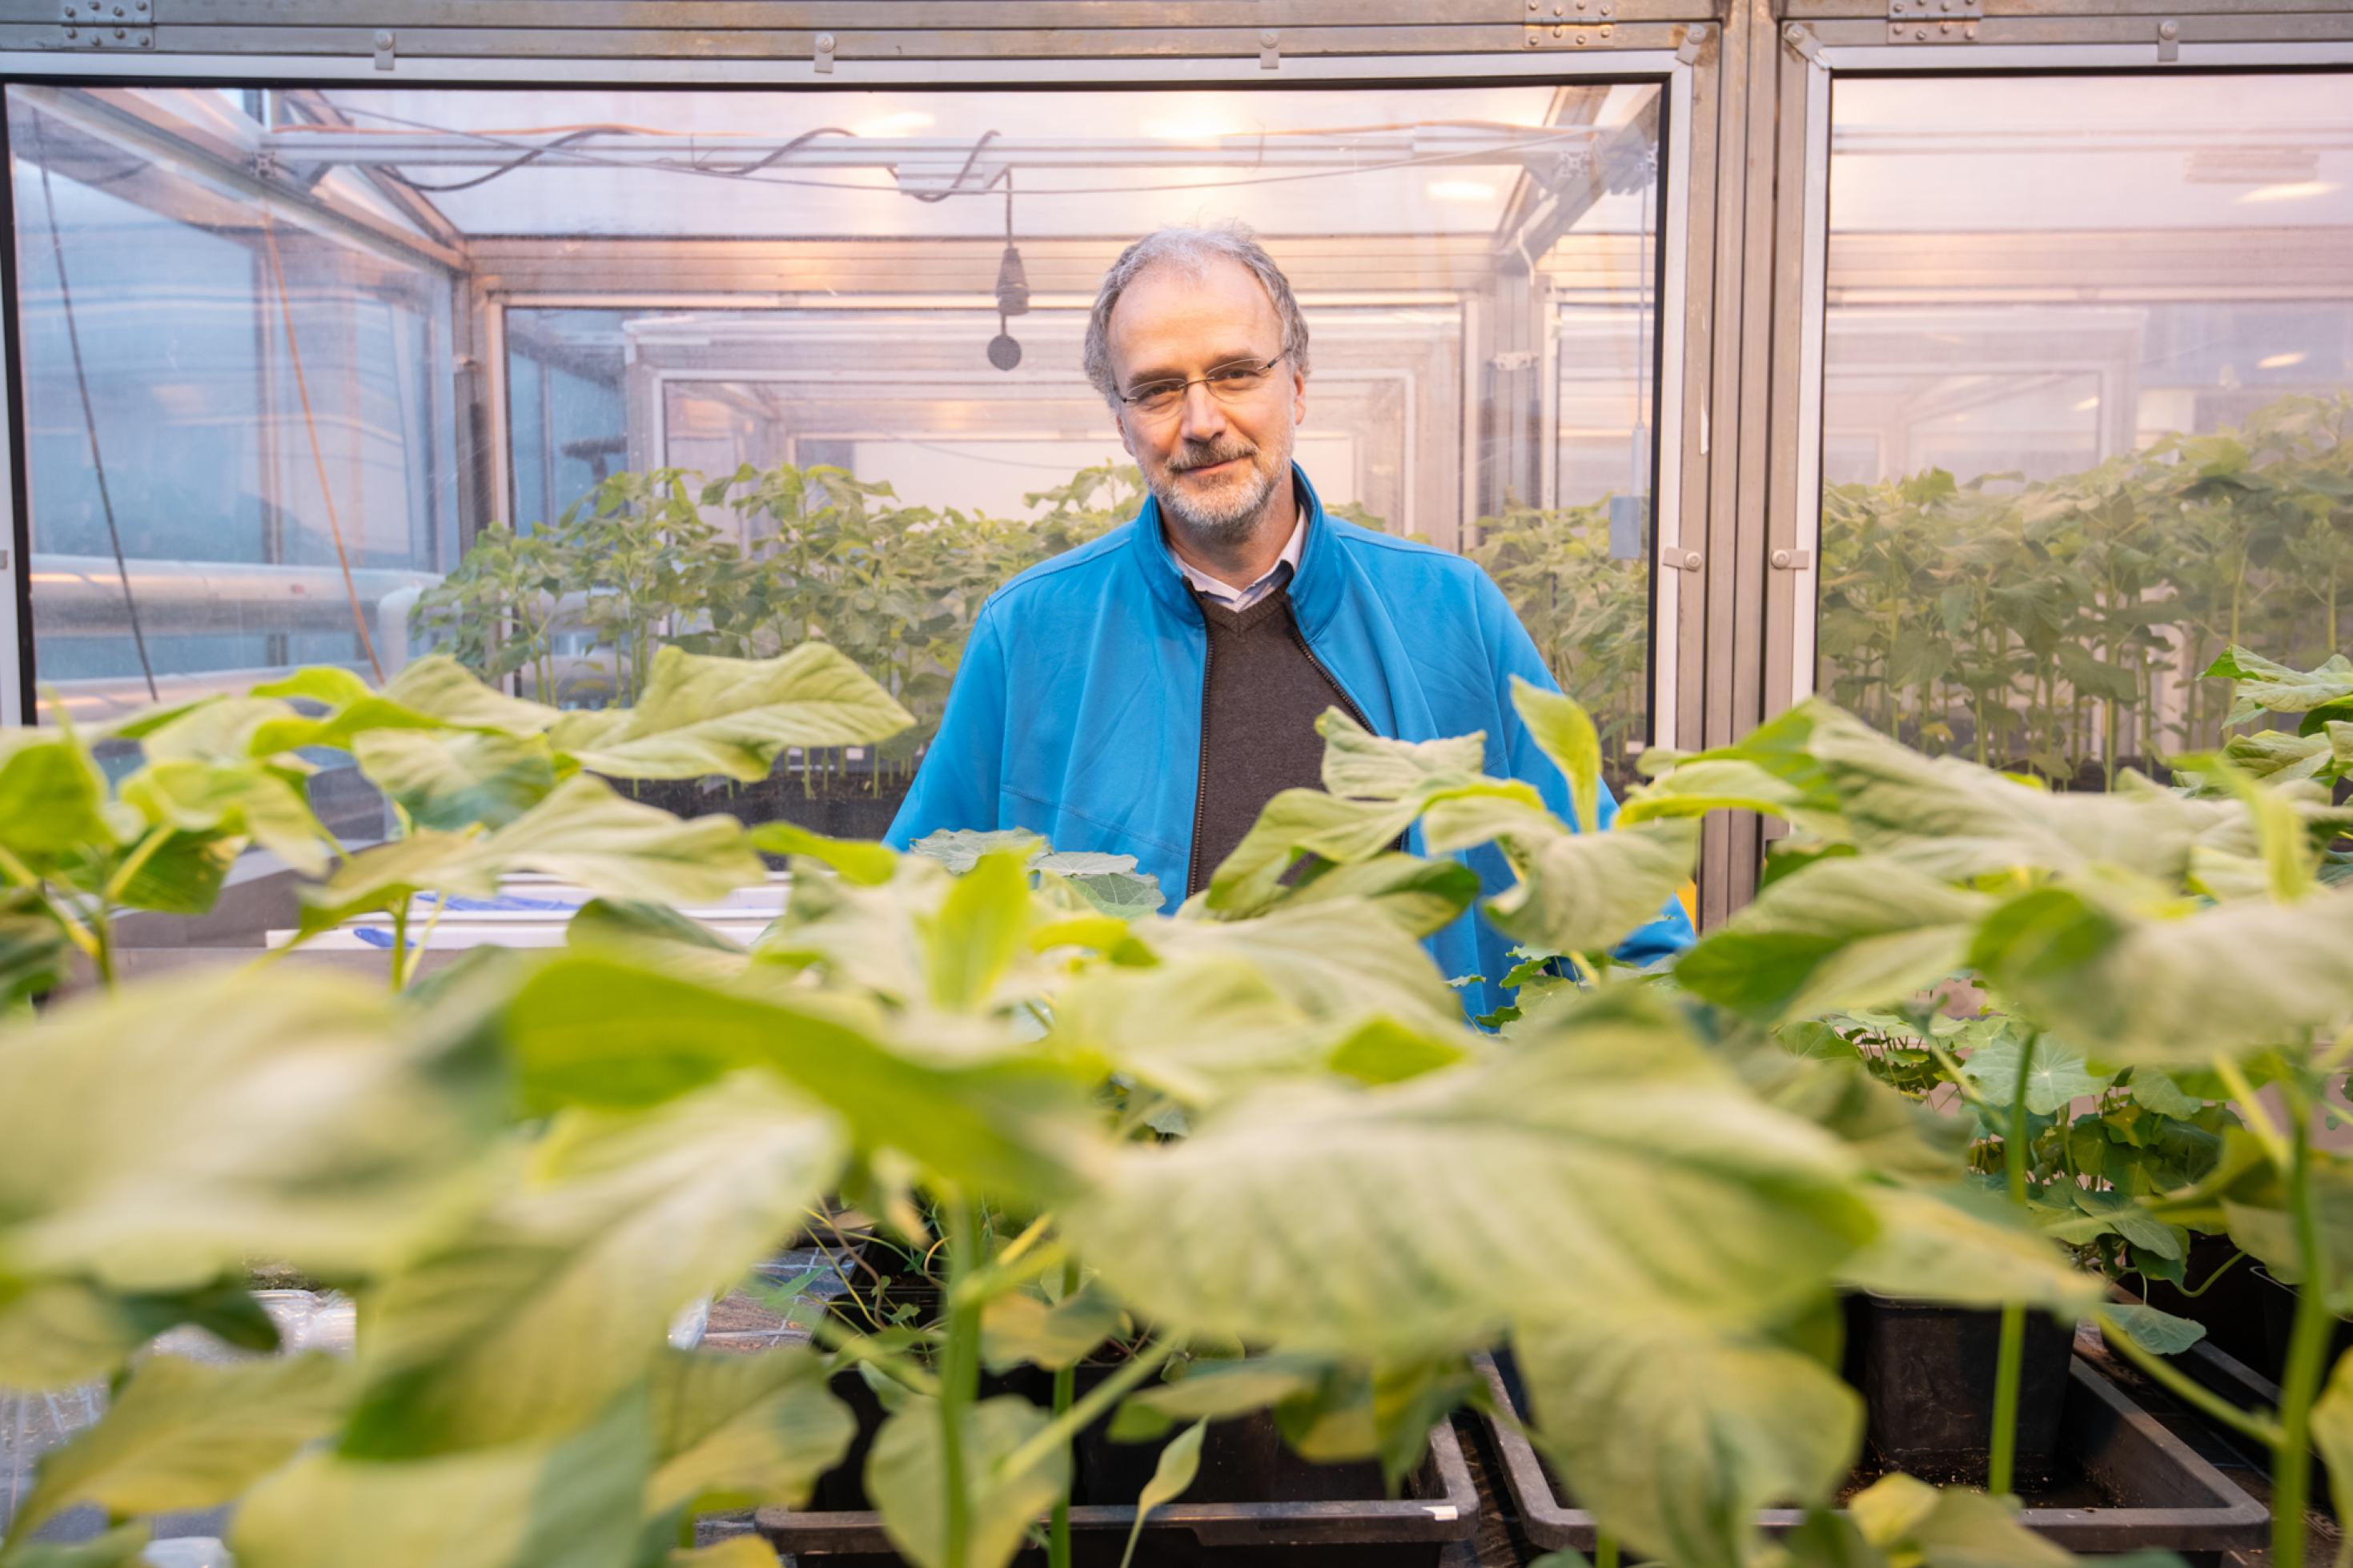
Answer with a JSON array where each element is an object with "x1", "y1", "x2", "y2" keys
[
  {"x1": 8, "y1": 79, "x2": 1668, "y2": 832},
  {"x1": 1817, "y1": 74, "x2": 2353, "y2": 788}
]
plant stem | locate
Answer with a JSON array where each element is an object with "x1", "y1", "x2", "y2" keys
[
  {"x1": 2094, "y1": 1308, "x2": 2284, "y2": 1449},
  {"x1": 1049, "y1": 1257, "x2": 1079, "y2": 1568},
  {"x1": 1989, "y1": 1031, "x2": 2036, "y2": 1498},
  {"x1": 999, "y1": 1338, "x2": 1180, "y2": 1485},
  {"x1": 2274, "y1": 1112, "x2": 2335, "y2": 1568},
  {"x1": 939, "y1": 1197, "x2": 984, "y2": 1568},
  {"x1": 1596, "y1": 1534, "x2": 1621, "y2": 1568},
  {"x1": 389, "y1": 897, "x2": 411, "y2": 993}
]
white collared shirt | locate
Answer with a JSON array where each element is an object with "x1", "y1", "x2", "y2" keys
[{"x1": 1172, "y1": 513, "x2": 1307, "y2": 610}]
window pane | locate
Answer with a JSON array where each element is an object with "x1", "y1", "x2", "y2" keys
[
  {"x1": 1818, "y1": 74, "x2": 2353, "y2": 787},
  {"x1": 13, "y1": 80, "x2": 1669, "y2": 840}
]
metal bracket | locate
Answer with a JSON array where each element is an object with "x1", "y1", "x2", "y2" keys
[
  {"x1": 813, "y1": 31, "x2": 835, "y2": 73},
  {"x1": 2157, "y1": 18, "x2": 2180, "y2": 61},
  {"x1": 1770, "y1": 547, "x2": 1813, "y2": 571},
  {"x1": 58, "y1": 0, "x2": 151, "y2": 50},
  {"x1": 1675, "y1": 22, "x2": 1709, "y2": 62},
  {"x1": 1259, "y1": 27, "x2": 1279, "y2": 68},
  {"x1": 1491, "y1": 349, "x2": 1539, "y2": 373},
  {"x1": 1524, "y1": 0, "x2": 1616, "y2": 46},
  {"x1": 1886, "y1": 0, "x2": 1980, "y2": 42},
  {"x1": 1781, "y1": 22, "x2": 1821, "y2": 63},
  {"x1": 372, "y1": 28, "x2": 396, "y2": 69}
]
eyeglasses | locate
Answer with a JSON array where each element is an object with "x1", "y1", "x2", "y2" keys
[{"x1": 1117, "y1": 355, "x2": 1284, "y2": 421}]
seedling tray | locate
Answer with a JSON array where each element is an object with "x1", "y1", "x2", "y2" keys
[
  {"x1": 1475, "y1": 1351, "x2": 2267, "y2": 1564},
  {"x1": 753, "y1": 1416, "x2": 1479, "y2": 1566}
]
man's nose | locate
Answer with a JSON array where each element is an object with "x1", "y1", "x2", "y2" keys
[{"x1": 1176, "y1": 379, "x2": 1228, "y2": 443}]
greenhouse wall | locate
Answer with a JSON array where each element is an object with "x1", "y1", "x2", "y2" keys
[{"x1": 0, "y1": 1, "x2": 2342, "y2": 924}]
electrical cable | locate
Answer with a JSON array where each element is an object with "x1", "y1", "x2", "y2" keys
[
  {"x1": 258, "y1": 206, "x2": 386, "y2": 683},
  {"x1": 305, "y1": 101, "x2": 1596, "y2": 203},
  {"x1": 28, "y1": 109, "x2": 158, "y2": 704}
]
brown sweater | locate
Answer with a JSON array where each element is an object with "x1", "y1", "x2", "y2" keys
[{"x1": 1186, "y1": 584, "x2": 1369, "y2": 895}]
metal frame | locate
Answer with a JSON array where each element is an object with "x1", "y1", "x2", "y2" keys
[{"x1": 0, "y1": 1, "x2": 2334, "y2": 920}]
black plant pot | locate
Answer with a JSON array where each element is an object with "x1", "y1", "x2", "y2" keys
[
  {"x1": 1849, "y1": 1294, "x2": 2074, "y2": 1487},
  {"x1": 1068, "y1": 1361, "x2": 1285, "y2": 1506},
  {"x1": 809, "y1": 1362, "x2": 1054, "y2": 1514},
  {"x1": 2254, "y1": 1265, "x2": 2353, "y2": 1390},
  {"x1": 2138, "y1": 1234, "x2": 2271, "y2": 1375}
]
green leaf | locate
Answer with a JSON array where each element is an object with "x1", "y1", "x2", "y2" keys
[
  {"x1": 301, "y1": 777, "x2": 763, "y2": 935},
  {"x1": 2101, "y1": 1302, "x2": 2206, "y2": 1357},
  {"x1": 0, "y1": 907, "x2": 70, "y2": 1010},
  {"x1": 0, "y1": 1277, "x2": 276, "y2": 1392},
  {"x1": 1837, "y1": 1472, "x2": 2075, "y2": 1566},
  {"x1": 1060, "y1": 870, "x2": 1165, "y2": 921},
  {"x1": 1448, "y1": 813, "x2": 1701, "y2": 957},
  {"x1": 2126, "y1": 1068, "x2": 2202, "y2": 1120},
  {"x1": 1314, "y1": 709, "x2": 1486, "y2": 800},
  {"x1": 0, "y1": 729, "x2": 113, "y2": 861},
  {"x1": 5, "y1": 1352, "x2": 352, "y2": 1542},
  {"x1": 1067, "y1": 987, "x2": 1873, "y2": 1357},
  {"x1": 1118, "y1": 1419, "x2": 1206, "y2": 1568},
  {"x1": 566, "y1": 899, "x2": 749, "y2": 984},
  {"x1": 981, "y1": 1280, "x2": 1124, "y2": 1374},
  {"x1": 1142, "y1": 897, "x2": 1469, "y2": 1041},
  {"x1": 549, "y1": 644, "x2": 913, "y2": 781},
  {"x1": 504, "y1": 954, "x2": 1090, "y2": 1203},
  {"x1": 1673, "y1": 859, "x2": 1985, "y2": 1023},
  {"x1": 666, "y1": 1542, "x2": 781, "y2": 1568},
  {"x1": 383, "y1": 655, "x2": 561, "y2": 735},
  {"x1": 0, "y1": 969, "x2": 501, "y2": 1304},
  {"x1": 2204, "y1": 646, "x2": 2353, "y2": 728},
  {"x1": 1960, "y1": 1035, "x2": 2115, "y2": 1116},
  {"x1": 867, "y1": 1395, "x2": 1069, "y2": 1568},
  {"x1": 751, "y1": 821, "x2": 897, "y2": 885},
  {"x1": 0, "y1": 1525, "x2": 152, "y2": 1567},
  {"x1": 1515, "y1": 1302, "x2": 1861, "y2": 1568},
  {"x1": 1836, "y1": 1185, "x2": 2102, "y2": 1314},
  {"x1": 2311, "y1": 1345, "x2": 2353, "y2": 1526},
  {"x1": 926, "y1": 852, "x2": 1030, "y2": 1011},
  {"x1": 343, "y1": 1078, "x2": 844, "y2": 1454},
  {"x1": 1969, "y1": 883, "x2": 2353, "y2": 1065},
  {"x1": 647, "y1": 1345, "x2": 855, "y2": 1513},
  {"x1": 231, "y1": 1384, "x2": 652, "y2": 1568},
  {"x1": 908, "y1": 828, "x2": 1043, "y2": 874},
  {"x1": 2223, "y1": 728, "x2": 2337, "y2": 784},
  {"x1": 1276, "y1": 854, "x2": 1481, "y2": 938},
  {"x1": 118, "y1": 758, "x2": 337, "y2": 876},
  {"x1": 1510, "y1": 677, "x2": 1602, "y2": 836},
  {"x1": 352, "y1": 729, "x2": 556, "y2": 832},
  {"x1": 1107, "y1": 1355, "x2": 1328, "y2": 1442}
]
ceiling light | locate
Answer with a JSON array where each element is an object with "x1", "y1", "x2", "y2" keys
[
  {"x1": 1428, "y1": 179, "x2": 1498, "y2": 203},
  {"x1": 2236, "y1": 181, "x2": 2339, "y2": 205},
  {"x1": 853, "y1": 111, "x2": 934, "y2": 137},
  {"x1": 2073, "y1": 397, "x2": 2099, "y2": 411},
  {"x1": 2259, "y1": 351, "x2": 2307, "y2": 370},
  {"x1": 1142, "y1": 113, "x2": 1246, "y2": 142}
]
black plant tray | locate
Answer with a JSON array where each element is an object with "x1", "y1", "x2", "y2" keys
[
  {"x1": 752, "y1": 1417, "x2": 1480, "y2": 1566},
  {"x1": 1475, "y1": 1351, "x2": 2267, "y2": 1563}
]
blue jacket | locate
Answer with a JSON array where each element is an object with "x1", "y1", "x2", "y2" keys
[{"x1": 885, "y1": 465, "x2": 1695, "y2": 1017}]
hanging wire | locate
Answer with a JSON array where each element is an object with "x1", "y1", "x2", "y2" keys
[
  {"x1": 28, "y1": 109, "x2": 158, "y2": 704},
  {"x1": 258, "y1": 206, "x2": 386, "y2": 683}
]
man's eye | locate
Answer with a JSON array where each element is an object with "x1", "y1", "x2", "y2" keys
[
  {"x1": 1130, "y1": 383, "x2": 1182, "y2": 403},
  {"x1": 1208, "y1": 367, "x2": 1259, "y2": 387}
]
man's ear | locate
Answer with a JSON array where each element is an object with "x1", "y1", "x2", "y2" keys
[
  {"x1": 1291, "y1": 367, "x2": 1308, "y2": 428},
  {"x1": 1113, "y1": 408, "x2": 1138, "y2": 459}
]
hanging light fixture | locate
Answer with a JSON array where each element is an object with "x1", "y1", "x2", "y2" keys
[{"x1": 988, "y1": 180, "x2": 1028, "y2": 371}]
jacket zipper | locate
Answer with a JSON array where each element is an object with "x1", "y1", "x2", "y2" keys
[
  {"x1": 1186, "y1": 628, "x2": 1219, "y2": 897},
  {"x1": 1287, "y1": 616, "x2": 1375, "y2": 735}
]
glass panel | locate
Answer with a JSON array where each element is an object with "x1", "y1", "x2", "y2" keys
[
  {"x1": 12, "y1": 79, "x2": 1669, "y2": 838},
  {"x1": 1818, "y1": 74, "x2": 2353, "y2": 788}
]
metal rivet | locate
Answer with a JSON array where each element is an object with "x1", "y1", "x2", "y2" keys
[
  {"x1": 1525, "y1": 31, "x2": 1539, "y2": 42},
  {"x1": 1772, "y1": 549, "x2": 1791, "y2": 568},
  {"x1": 816, "y1": 32, "x2": 834, "y2": 48},
  {"x1": 1964, "y1": 22, "x2": 1978, "y2": 36},
  {"x1": 137, "y1": 30, "x2": 147, "y2": 41},
  {"x1": 1259, "y1": 27, "x2": 1277, "y2": 43},
  {"x1": 1599, "y1": 23, "x2": 1612, "y2": 35},
  {"x1": 62, "y1": 24, "x2": 74, "y2": 34},
  {"x1": 1574, "y1": 30, "x2": 1587, "y2": 42},
  {"x1": 1941, "y1": 20, "x2": 1952, "y2": 30},
  {"x1": 2158, "y1": 18, "x2": 2178, "y2": 36},
  {"x1": 1552, "y1": 22, "x2": 1564, "y2": 35},
  {"x1": 1915, "y1": 26, "x2": 1929, "y2": 36}
]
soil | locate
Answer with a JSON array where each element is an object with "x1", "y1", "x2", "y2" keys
[{"x1": 615, "y1": 771, "x2": 913, "y2": 840}]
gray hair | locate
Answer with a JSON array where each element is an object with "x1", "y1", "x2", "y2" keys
[{"x1": 1082, "y1": 222, "x2": 1311, "y2": 407}]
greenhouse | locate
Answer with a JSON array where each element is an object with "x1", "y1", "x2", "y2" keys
[{"x1": 0, "y1": 2, "x2": 2348, "y2": 1566}]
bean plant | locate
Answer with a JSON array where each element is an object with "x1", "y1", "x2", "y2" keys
[
  {"x1": 1820, "y1": 391, "x2": 2353, "y2": 787},
  {"x1": 23, "y1": 644, "x2": 2344, "y2": 1568}
]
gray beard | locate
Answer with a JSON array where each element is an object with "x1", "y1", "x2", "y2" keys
[{"x1": 1156, "y1": 448, "x2": 1283, "y2": 545}]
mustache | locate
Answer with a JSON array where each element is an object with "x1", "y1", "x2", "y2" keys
[{"x1": 1167, "y1": 439, "x2": 1256, "y2": 473}]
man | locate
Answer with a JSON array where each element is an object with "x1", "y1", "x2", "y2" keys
[{"x1": 887, "y1": 223, "x2": 1692, "y2": 1014}]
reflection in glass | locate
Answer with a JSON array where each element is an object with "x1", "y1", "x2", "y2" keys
[
  {"x1": 1820, "y1": 74, "x2": 2353, "y2": 787},
  {"x1": 10, "y1": 79, "x2": 1668, "y2": 836}
]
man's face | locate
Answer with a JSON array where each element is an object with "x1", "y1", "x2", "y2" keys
[{"x1": 1105, "y1": 255, "x2": 1309, "y2": 547}]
